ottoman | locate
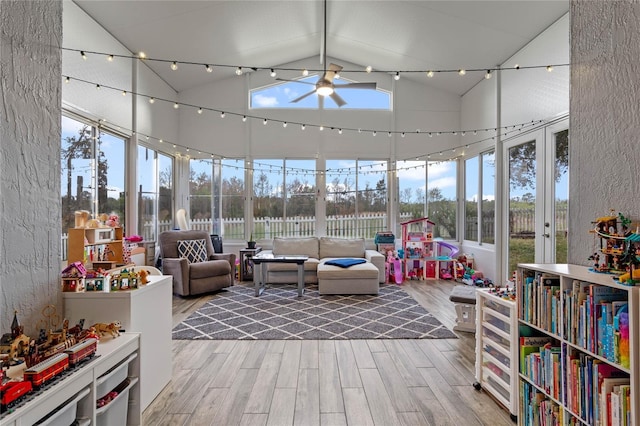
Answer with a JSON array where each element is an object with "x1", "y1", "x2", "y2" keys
[
  {"x1": 317, "y1": 261, "x2": 379, "y2": 295},
  {"x1": 449, "y1": 285, "x2": 477, "y2": 333}
]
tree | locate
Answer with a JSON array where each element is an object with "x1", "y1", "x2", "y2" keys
[{"x1": 508, "y1": 133, "x2": 568, "y2": 190}]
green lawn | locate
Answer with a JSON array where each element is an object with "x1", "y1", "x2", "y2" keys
[{"x1": 509, "y1": 232, "x2": 568, "y2": 276}]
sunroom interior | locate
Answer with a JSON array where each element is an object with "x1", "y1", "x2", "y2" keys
[{"x1": 59, "y1": 0, "x2": 577, "y2": 287}]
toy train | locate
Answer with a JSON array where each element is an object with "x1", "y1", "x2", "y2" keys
[{"x1": 0, "y1": 338, "x2": 97, "y2": 412}]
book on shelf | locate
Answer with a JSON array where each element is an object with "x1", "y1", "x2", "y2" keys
[{"x1": 600, "y1": 377, "x2": 630, "y2": 426}]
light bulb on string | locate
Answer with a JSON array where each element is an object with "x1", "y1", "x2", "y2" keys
[
  {"x1": 426, "y1": 70, "x2": 434, "y2": 78},
  {"x1": 394, "y1": 72, "x2": 400, "y2": 81},
  {"x1": 485, "y1": 70, "x2": 492, "y2": 79},
  {"x1": 220, "y1": 111, "x2": 225, "y2": 118},
  {"x1": 205, "y1": 65, "x2": 213, "y2": 73},
  {"x1": 80, "y1": 51, "x2": 87, "y2": 60},
  {"x1": 236, "y1": 67, "x2": 243, "y2": 75},
  {"x1": 149, "y1": 97, "x2": 155, "y2": 104},
  {"x1": 301, "y1": 124, "x2": 306, "y2": 130},
  {"x1": 65, "y1": 76, "x2": 70, "y2": 83},
  {"x1": 270, "y1": 69, "x2": 277, "y2": 77},
  {"x1": 458, "y1": 69, "x2": 466, "y2": 76},
  {"x1": 283, "y1": 122, "x2": 287, "y2": 128},
  {"x1": 263, "y1": 118, "x2": 268, "y2": 125},
  {"x1": 198, "y1": 108, "x2": 203, "y2": 114},
  {"x1": 170, "y1": 61, "x2": 178, "y2": 71},
  {"x1": 302, "y1": 69, "x2": 309, "y2": 76},
  {"x1": 546, "y1": 65, "x2": 554, "y2": 72},
  {"x1": 107, "y1": 55, "x2": 114, "y2": 62},
  {"x1": 365, "y1": 65, "x2": 372, "y2": 73},
  {"x1": 173, "y1": 103, "x2": 179, "y2": 109},
  {"x1": 242, "y1": 116, "x2": 247, "y2": 122}
]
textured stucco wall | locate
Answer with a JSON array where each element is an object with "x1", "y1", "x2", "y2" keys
[
  {"x1": 1, "y1": 0, "x2": 62, "y2": 335},
  {"x1": 568, "y1": 1, "x2": 640, "y2": 265}
]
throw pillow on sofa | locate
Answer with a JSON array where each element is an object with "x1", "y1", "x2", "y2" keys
[
  {"x1": 273, "y1": 237, "x2": 319, "y2": 258},
  {"x1": 319, "y1": 237, "x2": 365, "y2": 259},
  {"x1": 177, "y1": 239, "x2": 208, "y2": 264}
]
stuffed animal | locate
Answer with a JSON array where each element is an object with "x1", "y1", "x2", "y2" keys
[{"x1": 138, "y1": 269, "x2": 150, "y2": 284}]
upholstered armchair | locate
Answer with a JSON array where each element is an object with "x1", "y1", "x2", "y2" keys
[{"x1": 159, "y1": 230, "x2": 236, "y2": 296}]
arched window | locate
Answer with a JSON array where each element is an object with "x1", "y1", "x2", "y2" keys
[{"x1": 250, "y1": 76, "x2": 391, "y2": 110}]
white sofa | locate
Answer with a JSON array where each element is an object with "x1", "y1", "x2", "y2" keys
[{"x1": 260, "y1": 237, "x2": 385, "y2": 295}]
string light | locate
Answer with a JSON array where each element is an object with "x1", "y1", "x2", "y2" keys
[
  {"x1": 242, "y1": 115, "x2": 247, "y2": 122},
  {"x1": 270, "y1": 69, "x2": 277, "y2": 77},
  {"x1": 263, "y1": 118, "x2": 268, "y2": 125},
  {"x1": 198, "y1": 108, "x2": 203, "y2": 114},
  {"x1": 170, "y1": 61, "x2": 178, "y2": 71},
  {"x1": 365, "y1": 65, "x2": 372, "y2": 73},
  {"x1": 283, "y1": 122, "x2": 287, "y2": 128},
  {"x1": 426, "y1": 70, "x2": 434, "y2": 78},
  {"x1": 338, "y1": 129, "x2": 343, "y2": 134},
  {"x1": 107, "y1": 55, "x2": 114, "y2": 62},
  {"x1": 458, "y1": 69, "x2": 466, "y2": 76},
  {"x1": 319, "y1": 126, "x2": 324, "y2": 131},
  {"x1": 96, "y1": 84, "x2": 101, "y2": 90},
  {"x1": 205, "y1": 65, "x2": 213, "y2": 73},
  {"x1": 122, "y1": 90, "x2": 126, "y2": 96},
  {"x1": 302, "y1": 69, "x2": 309, "y2": 76},
  {"x1": 173, "y1": 102, "x2": 179, "y2": 109},
  {"x1": 514, "y1": 64, "x2": 520, "y2": 69},
  {"x1": 546, "y1": 65, "x2": 554, "y2": 72},
  {"x1": 220, "y1": 111, "x2": 225, "y2": 118},
  {"x1": 236, "y1": 67, "x2": 243, "y2": 75},
  {"x1": 301, "y1": 124, "x2": 306, "y2": 130},
  {"x1": 80, "y1": 51, "x2": 87, "y2": 60},
  {"x1": 394, "y1": 72, "x2": 400, "y2": 81},
  {"x1": 149, "y1": 97, "x2": 155, "y2": 104},
  {"x1": 138, "y1": 52, "x2": 147, "y2": 59},
  {"x1": 65, "y1": 76, "x2": 70, "y2": 83},
  {"x1": 485, "y1": 70, "x2": 492, "y2": 79}
]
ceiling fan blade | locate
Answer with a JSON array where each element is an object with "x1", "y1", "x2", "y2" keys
[
  {"x1": 290, "y1": 90, "x2": 316, "y2": 103},
  {"x1": 329, "y1": 92, "x2": 346, "y2": 107},
  {"x1": 275, "y1": 78, "x2": 315, "y2": 86},
  {"x1": 334, "y1": 82, "x2": 377, "y2": 90}
]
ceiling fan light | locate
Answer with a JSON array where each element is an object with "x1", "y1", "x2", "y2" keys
[{"x1": 316, "y1": 86, "x2": 334, "y2": 97}]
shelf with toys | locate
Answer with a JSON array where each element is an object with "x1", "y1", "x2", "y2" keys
[
  {"x1": 0, "y1": 309, "x2": 141, "y2": 426},
  {"x1": 63, "y1": 274, "x2": 172, "y2": 411}
]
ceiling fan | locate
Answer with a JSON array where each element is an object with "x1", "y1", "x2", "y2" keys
[{"x1": 275, "y1": 0, "x2": 377, "y2": 107}]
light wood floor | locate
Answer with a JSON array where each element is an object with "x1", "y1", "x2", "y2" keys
[{"x1": 142, "y1": 280, "x2": 515, "y2": 426}]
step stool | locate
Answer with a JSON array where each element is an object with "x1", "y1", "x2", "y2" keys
[{"x1": 449, "y1": 285, "x2": 477, "y2": 333}]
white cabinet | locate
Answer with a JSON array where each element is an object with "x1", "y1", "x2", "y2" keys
[
  {"x1": 63, "y1": 275, "x2": 172, "y2": 410},
  {"x1": 516, "y1": 263, "x2": 639, "y2": 426},
  {"x1": 1, "y1": 334, "x2": 140, "y2": 426},
  {"x1": 474, "y1": 288, "x2": 518, "y2": 420}
]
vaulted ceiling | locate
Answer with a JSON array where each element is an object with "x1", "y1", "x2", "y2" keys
[{"x1": 73, "y1": 0, "x2": 568, "y2": 96}]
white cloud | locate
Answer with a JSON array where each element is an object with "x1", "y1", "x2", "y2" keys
[
  {"x1": 253, "y1": 94, "x2": 279, "y2": 107},
  {"x1": 429, "y1": 176, "x2": 456, "y2": 189}
]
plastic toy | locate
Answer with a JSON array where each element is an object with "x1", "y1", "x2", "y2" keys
[
  {"x1": 91, "y1": 321, "x2": 121, "y2": 338},
  {"x1": 589, "y1": 210, "x2": 639, "y2": 277}
]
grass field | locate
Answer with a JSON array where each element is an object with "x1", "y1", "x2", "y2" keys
[{"x1": 509, "y1": 232, "x2": 568, "y2": 275}]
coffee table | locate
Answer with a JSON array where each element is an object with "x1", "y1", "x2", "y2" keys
[{"x1": 252, "y1": 254, "x2": 309, "y2": 296}]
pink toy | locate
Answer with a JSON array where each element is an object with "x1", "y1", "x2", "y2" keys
[{"x1": 106, "y1": 214, "x2": 120, "y2": 227}]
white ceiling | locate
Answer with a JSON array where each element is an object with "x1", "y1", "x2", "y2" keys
[{"x1": 73, "y1": 0, "x2": 569, "y2": 96}]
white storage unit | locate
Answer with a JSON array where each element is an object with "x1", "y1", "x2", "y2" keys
[
  {"x1": 63, "y1": 274, "x2": 172, "y2": 410},
  {"x1": 1, "y1": 333, "x2": 141, "y2": 426},
  {"x1": 474, "y1": 287, "x2": 518, "y2": 421}
]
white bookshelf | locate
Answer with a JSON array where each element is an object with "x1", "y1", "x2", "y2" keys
[{"x1": 516, "y1": 263, "x2": 639, "y2": 426}]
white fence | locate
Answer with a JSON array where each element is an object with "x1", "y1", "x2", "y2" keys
[{"x1": 61, "y1": 213, "x2": 402, "y2": 260}]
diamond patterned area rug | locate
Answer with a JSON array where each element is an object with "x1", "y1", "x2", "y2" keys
[{"x1": 172, "y1": 284, "x2": 457, "y2": 340}]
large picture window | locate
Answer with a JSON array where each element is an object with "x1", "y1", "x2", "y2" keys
[
  {"x1": 138, "y1": 146, "x2": 173, "y2": 242},
  {"x1": 253, "y1": 159, "x2": 316, "y2": 239},
  {"x1": 427, "y1": 160, "x2": 457, "y2": 239},
  {"x1": 326, "y1": 159, "x2": 387, "y2": 238},
  {"x1": 61, "y1": 115, "x2": 127, "y2": 240}
]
